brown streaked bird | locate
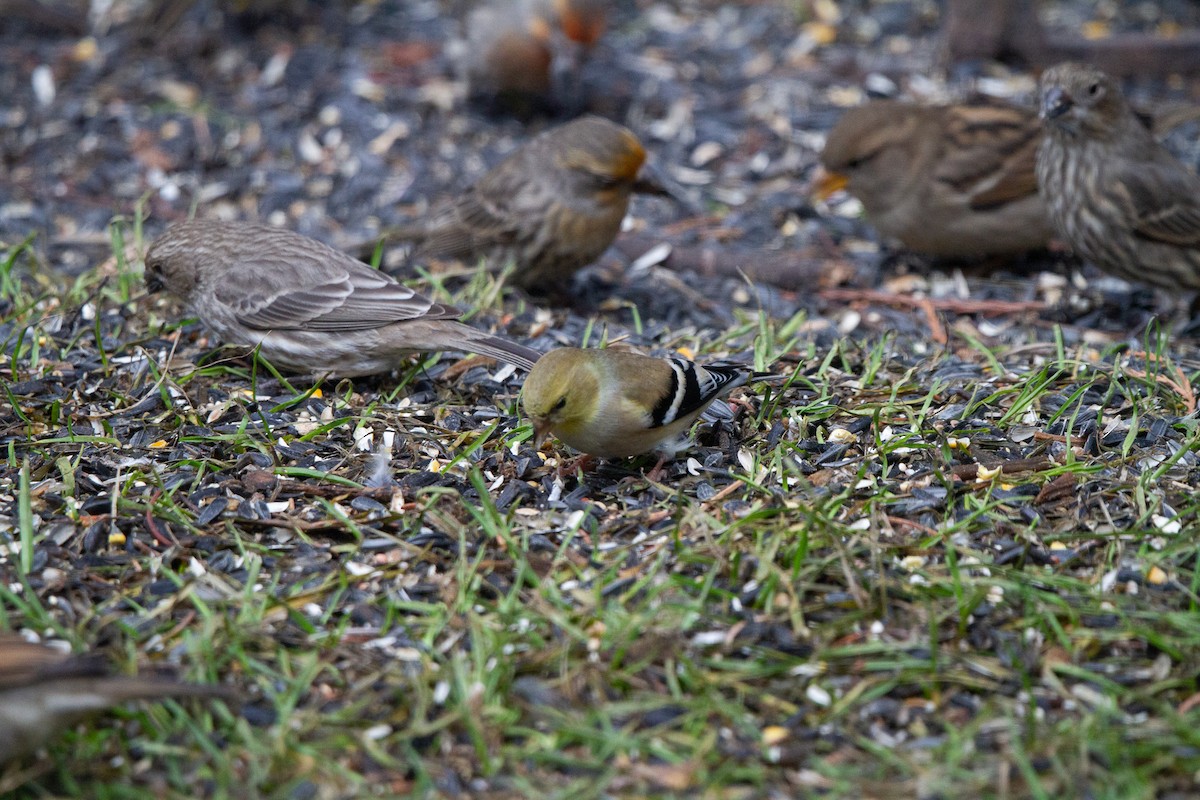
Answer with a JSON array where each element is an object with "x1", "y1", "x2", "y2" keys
[
  {"x1": 145, "y1": 220, "x2": 543, "y2": 376},
  {"x1": 1036, "y1": 62, "x2": 1200, "y2": 293},
  {"x1": 0, "y1": 635, "x2": 230, "y2": 764},
  {"x1": 818, "y1": 95, "x2": 1200, "y2": 261},
  {"x1": 817, "y1": 97, "x2": 1054, "y2": 258},
  {"x1": 378, "y1": 115, "x2": 666, "y2": 292}
]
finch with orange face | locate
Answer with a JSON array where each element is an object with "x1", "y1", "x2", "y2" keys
[
  {"x1": 463, "y1": 0, "x2": 555, "y2": 104},
  {"x1": 378, "y1": 115, "x2": 666, "y2": 293},
  {"x1": 0, "y1": 636, "x2": 230, "y2": 764},
  {"x1": 818, "y1": 98, "x2": 1053, "y2": 259},
  {"x1": 145, "y1": 220, "x2": 543, "y2": 376},
  {"x1": 462, "y1": 0, "x2": 608, "y2": 110},
  {"x1": 1036, "y1": 62, "x2": 1200, "y2": 292},
  {"x1": 549, "y1": 0, "x2": 607, "y2": 50}
]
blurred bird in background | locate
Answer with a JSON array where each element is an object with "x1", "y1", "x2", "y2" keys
[
  {"x1": 461, "y1": 0, "x2": 609, "y2": 114},
  {"x1": 0, "y1": 635, "x2": 230, "y2": 765}
]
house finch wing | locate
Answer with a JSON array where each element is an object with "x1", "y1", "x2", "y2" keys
[
  {"x1": 934, "y1": 101, "x2": 1041, "y2": 211},
  {"x1": 412, "y1": 191, "x2": 524, "y2": 261},
  {"x1": 212, "y1": 253, "x2": 461, "y2": 332},
  {"x1": 1117, "y1": 160, "x2": 1200, "y2": 247}
]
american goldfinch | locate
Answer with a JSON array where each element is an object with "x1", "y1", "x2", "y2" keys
[
  {"x1": 145, "y1": 220, "x2": 543, "y2": 376},
  {"x1": 0, "y1": 635, "x2": 231, "y2": 763},
  {"x1": 521, "y1": 347, "x2": 751, "y2": 459}
]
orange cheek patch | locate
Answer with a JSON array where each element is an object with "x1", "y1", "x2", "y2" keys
[{"x1": 812, "y1": 168, "x2": 848, "y2": 200}]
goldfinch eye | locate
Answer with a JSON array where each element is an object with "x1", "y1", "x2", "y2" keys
[{"x1": 553, "y1": 396, "x2": 567, "y2": 412}]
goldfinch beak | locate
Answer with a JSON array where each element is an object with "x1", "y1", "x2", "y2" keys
[
  {"x1": 812, "y1": 167, "x2": 848, "y2": 200},
  {"x1": 532, "y1": 418, "x2": 553, "y2": 450}
]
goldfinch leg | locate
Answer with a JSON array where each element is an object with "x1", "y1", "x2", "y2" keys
[
  {"x1": 557, "y1": 454, "x2": 595, "y2": 478},
  {"x1": 644, "y1": 452, "x2": 670, "y2": 482}
]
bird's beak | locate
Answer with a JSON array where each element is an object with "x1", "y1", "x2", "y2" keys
[
  {"x1": 1041, "y1": 86, "x2": 1073, "y2": 121},
  {"x1": 632, "y1": 162, "x2": 671, "y2": 197},
  {"x1": 532, "y1": 418, "x2": 553, "y2": 450},
  {"x1": 632, "y1": 163, "x2": 703, "y2": 214},
  {"x1": 811, "y1": 166, "x2": 848, "y2": 200}
]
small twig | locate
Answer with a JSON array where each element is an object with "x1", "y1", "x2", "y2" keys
[
  {"x1": 702, "y1": 479, "x2": 745, "y2": 507},
  {"x1": 273, "y1": 479, "x2": 400, "y2": 502},
  {"x1": 231, "y1": 516, "x2": 362, "y2": 533},
  {"x1": 440, "y1": 354, "x2": 499, "y2": 380},
  {"x1": 915, "y1": 297, "x2": 948, "y2": 346},
  {"x1": 1122, "y1": 351, "x2": 1197, "y2": 415},
  {"x1": 1178, "y1": 692, "x2": 1200, "y2": 715},
  {"x1": 950, "y1": 458, "x2": 1053, "y2": 481},
  {"x1": 1034, "y1": 473, "x2": 1078, "y2": 506},
  {"x1": 819, "y1": 288, "x2": 1045, "y2": 315},
  {"x1": 144, "y1": 506, "x2": 180, "y2": 548},
  {"x1": 885, "y1": 515, "x2": 940, "y2": 538}
]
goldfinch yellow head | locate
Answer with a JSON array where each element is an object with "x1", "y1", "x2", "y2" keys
[{"x1": 521, "y1": 348, "x2": 600, "y2": 448}]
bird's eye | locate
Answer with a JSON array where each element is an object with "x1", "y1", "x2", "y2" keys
[
  {"x1": 553, "y1": 396, "x2": 568, "y2": 412},
  {"x1": 1087, "y1": 82, "x2": 1100, "y2": 96},
  {"x1": 844, "y1": 148, "x2": 881, "y2": 170}
]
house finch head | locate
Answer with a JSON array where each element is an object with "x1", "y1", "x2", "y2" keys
[
  {"x1": 817, "y1": 98, "x2": 1053, "y2": 259},
  {"x1": 1036, "y1": 62, "x2": 1200, "y2": 291},
  {"x1": 551, "y1": 0, "x2": 607, "y2": 50},
  {"x1": 0, "y1": 636, "x2": 230, "y2": 764},
  {"x1": 383, "y1": 115, "x2": 666, "y2": 292},
  {"x1": 145, "y1": 220, "x2": 542, "y2": 376},
  {"x1": 462, "y1": 0, "x2": 608, "y2": 112}
]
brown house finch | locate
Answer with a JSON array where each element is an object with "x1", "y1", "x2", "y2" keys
[
  {"x1": 145, "y1": 220, "x2": 543, "y2": 376},
  {"x1": 817, "y1": 98, "x2": 1054, "y2": 258},
  {"x1": 462, "y1": 0, "x2": 608, "y2": 110},
  {"x1": 1036, "y1": 62, "x2": 1200, "y2": 291},
  {"x1": 463, "y1": 0, "x2": 555, "y2": 103},
  {"x1": 0, "y1": 636, "x2": 230, "y2": 764},
  {"x1": 379, "y1": 115, "x2": 665, "y2": 292}
]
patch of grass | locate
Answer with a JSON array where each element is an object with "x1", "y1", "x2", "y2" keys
[{"x1": 4, "y1": 226, "x2": 1200, "y2": 800}]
